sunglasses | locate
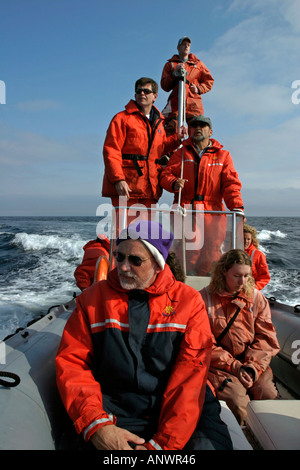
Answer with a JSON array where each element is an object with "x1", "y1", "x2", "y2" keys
[
  {"x1": 113, "y1": 250, "x2": 151, "y2": 267},
  {"x1": 135, "y1": 88, "x2": 153, "y2": 95}
]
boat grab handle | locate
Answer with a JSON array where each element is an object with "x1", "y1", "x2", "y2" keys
[{"x1": 0, "y1": 371, "x2": 21, "y2": 388}]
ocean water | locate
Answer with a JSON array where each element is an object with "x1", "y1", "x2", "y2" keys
[{"x1": 0, "y1": 215, "x2": 299, "y2": 340}]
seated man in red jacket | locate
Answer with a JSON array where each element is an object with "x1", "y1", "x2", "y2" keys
[{"x1": 56, "y1": 221, "x2": 232, "y2": 450}]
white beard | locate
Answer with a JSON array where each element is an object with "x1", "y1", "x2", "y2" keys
[
  {"x1": 118, "y1": 270, "x2": 157, "y2": 290},
  {"x1": 119, "y1": 274, "x2": 138, "y2": 290}
]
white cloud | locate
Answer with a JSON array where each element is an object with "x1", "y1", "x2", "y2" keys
[
  {"x1": 193, "y1": 2, "x2": 300, "y2": 216},
  {"x1": 228, "y1": 116, "x2": 300, "y2": 185},
  {"x1": 283, "y1": 0, "x2": 300, "y2": 32},
  {"x1": 229, "y1": 0, "x2": 300, "y2": 27},
  {"x1": 199, "y1": 1, "x2": 300, "y2": 123}
]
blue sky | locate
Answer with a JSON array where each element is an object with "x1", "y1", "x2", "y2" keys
[{"x1": 1, "y1": 0, "x2": 300, "y2": 216}]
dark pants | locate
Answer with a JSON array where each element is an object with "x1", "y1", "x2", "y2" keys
[
  {"x1": 117, "y1": 385, "x2": 233, "y2": 451},
  {"x1": 183, "y1": 385, "x2": 233, "y2": 450}
]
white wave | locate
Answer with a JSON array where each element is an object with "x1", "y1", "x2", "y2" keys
[
  {"x1": 258, "y1": 245, "x2": 269, "y2": 255},
  {"x1": 0, "y1": 303, "x2": 32, "y2": 340},
  {"x1": 0, "y1": 280, "x2": 75, "y2": 340},
  {"x1": 12, "y1": 232, "x2": 86, "y2": 259},
  {"x1": 263, "y1": 269, "x2": 300, "y2": 306},
  {"x1": 258, "y1": 229, "x2": 287, "y2": 241},
  {"x1": 0, "y1": 231, "x2": 15, "y2": 236},
  {"x1": 0, "y1": 253, "x2": 79, "y2": 340}
]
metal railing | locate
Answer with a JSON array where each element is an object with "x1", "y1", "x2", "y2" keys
[{"x1": 106, "y1": 205, "x2": 244, "y2": 277}]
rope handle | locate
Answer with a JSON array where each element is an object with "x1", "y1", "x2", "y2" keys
[{"x1": 0, "y1": 371, "x2": 21, "y2": 387}]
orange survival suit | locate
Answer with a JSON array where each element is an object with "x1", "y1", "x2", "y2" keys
[
  {"x1": 161, "y1": 53, "x2": 214, "y2": 121},
  {"x1": 74, "y1": 236, "x2": 110, "y2": 291},
  {"x1": 245, "y1": 243, "x2": 271, "y2": 290},
  {"x1": 102, "y1": 100, "x2": 180, "y2": 207},
  {"x1": 200, "y1": 286, "x2": 280, "y2": 424},
  {"x1": 56, "y1": 265, "x2": 214, "y2": 450},
  {"x1": 159, "y1": 138, "x2": 244, "y2": 274}
]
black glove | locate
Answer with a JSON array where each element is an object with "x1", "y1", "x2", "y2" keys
[{"x1": 155, "y1": 155, "x2": 170, "y2": 166}]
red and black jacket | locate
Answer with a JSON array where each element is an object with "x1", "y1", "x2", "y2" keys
[{"x1": 56, "y1": 265, "x2": 212, "y2": 450}]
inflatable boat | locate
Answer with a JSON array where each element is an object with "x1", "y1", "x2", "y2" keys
[{"x1": 1, "y1": 207, "x2": 299, "y2": 450}]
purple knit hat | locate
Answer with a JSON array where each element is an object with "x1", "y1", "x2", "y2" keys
[{"x1": 117, "y1": 220, "x2": 174, "y2": 269}]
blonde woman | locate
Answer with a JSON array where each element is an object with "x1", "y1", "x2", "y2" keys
[
  {"x1": 200, "y1": 249, "x2": 280, "y2": 425},
  {"x1": 244, "y1": 224, "x2": 270, "y2": 290}
]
